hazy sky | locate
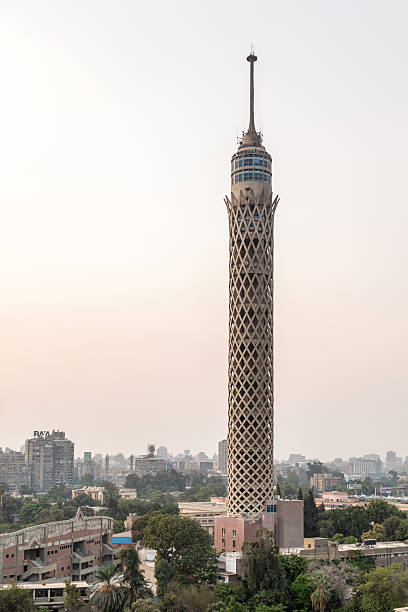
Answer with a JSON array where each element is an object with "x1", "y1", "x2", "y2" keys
[{"x1": 1, "y1": 1, "x2": 407, "y2": 461}]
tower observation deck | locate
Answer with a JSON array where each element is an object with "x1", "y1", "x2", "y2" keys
[{"x1": 225, "y1": 54, "x2": 279, "y2": 517}]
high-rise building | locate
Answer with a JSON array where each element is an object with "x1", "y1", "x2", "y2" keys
[
  {"x1": 214, "y1": 54, "x2": 303, "y2": 552},
  {"x1": 218, "y1": 439, "x2": 228, "y2": 475},
  {"x1": 25, "y1": 430, "x2": 74, "y2": 492},
  {"x1": 225, "y1": 52, "x2": 278, "y2": 517},
  {"x1": 0, "y1": 449, "x2": 31, "y2": 491}
]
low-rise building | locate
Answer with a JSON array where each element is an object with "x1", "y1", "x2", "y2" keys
[
  {"x1": 178, "y1": 498, "x2": 227, "y2": 536},
  {"x1": 72, "y1": 486, "x2": 106, "y2": 504},
  {"x1": 315, "y1": 491, "x2": 364, "y2": 510},
  {"x1": 0, "y1": 581, "x2": 90, "y2": 610},
  {"x1": 119, "y1": 488, "x2": 137, "y2": 500},
  {"x1": 0, "y1": 509, "x2": 117, "y2": 584},
  {"x1": 214, "y1": 499, "x2": 304, "y2": 553},
  {"x1": 292, "y1": 538, "x2": 408, "y2": 569}
]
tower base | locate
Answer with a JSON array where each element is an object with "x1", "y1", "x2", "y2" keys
[{"x1": 214, "y1": 499, "x2": 304, "y2": 553}]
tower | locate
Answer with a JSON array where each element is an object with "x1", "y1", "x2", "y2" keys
[{"x1": 226, "y1": 53, "x2": 279, "y2": 517}]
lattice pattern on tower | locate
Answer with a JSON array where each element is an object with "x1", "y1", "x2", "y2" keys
[{"x1": 226, "y1": 188, "x2": 279, "y2": 517}]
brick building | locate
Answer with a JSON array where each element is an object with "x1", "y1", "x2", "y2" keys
[{"x1": 0, "y1": 509, "x2": 117, "y2": 584}]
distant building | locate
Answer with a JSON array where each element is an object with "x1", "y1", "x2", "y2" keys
[
  {"x1": 133, "y1": 446, "x2": 167, "y2": 477},
  {"x1": 156, "y1": 446, "x2": 169, "y2": 460},
  {"x1": 0, "y1": 449, "x2": 31, "y2": 492},
  {"x1": 310, "y1": 473, "x2": 343, "y2": 493},
  {"x1": 348, "y1": 458, "x2": 382, "y2": 482},
  {"x1": 199, "y1": 461, "x2": 214, "y2": 472},
  {"x1": 218, "y1": 440, "x2": 228, "y2": 475},
  {"x1": 76, "y1": 451, "x2": 97, "y2": 482},
  {"x1": 25, "y1": 430, "x2": 74, "y2": 492},
  {"x1": 288, "y1": 454, "x2": 306, "y2": 465},
  {"x1": 72, "y1": 486, "x2": 106, "y2": 504},
  {"x1": 0, "y1": 509, "x2": 117, "y2": 584},
  {"x1": 118, "y1": 488, "x2": 137, "y2": 500},
  {"x1": 314, "y1": 491, "x2": 365, "y2": 510},
  {"x1": 386, "y1": 451, "x2": 403, "y2": 473}
]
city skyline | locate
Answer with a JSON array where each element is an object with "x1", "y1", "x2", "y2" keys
[{"x1": 1, "y1": 1, "x2": 408, "y2": 459}]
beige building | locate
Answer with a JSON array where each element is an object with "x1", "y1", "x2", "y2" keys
[
  {"x1": 178, "y1": 498, "x2": 227, "y2": 536},
  {"x1": 72, "y1": 486, "x2": 106, "y2": 504},
  {"x1": 297, "y1": 537, "x2": 408, "y2": 570},
  {"x1": 310, "y1": 473, "x2": 343, "y2": 493}
]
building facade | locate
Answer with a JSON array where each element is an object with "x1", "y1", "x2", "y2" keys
[
  {"x1": 310, "y1": 473, "x2": 343, "y2": 493},
  {"x1": 25, "y1": 431, "x2": 74, "y2": 492},
  {"x1": 218, "y1": 439, "x2": 228, "y2": 475},
  {"x1": 0, "y1": 450, "x2": 31, "y2": 492},
  {"x1": 0, "y1": 510, "x2": 117, "y2": 585}
]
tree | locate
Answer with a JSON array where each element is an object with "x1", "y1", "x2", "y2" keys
[
  {"x1": 304, "y1": 490, "x2": 319, "y2": 537},
  {"x1": 90, "y1": 564, "x2": 128, "y2": 612},
  {"x1": 247, "y1": 589, "x2": 288, "y2": 610},
  {"x1": 143, "y1": 513, "x2": 217, "y2": 586},
  {"x1": 114, "y1": 519, "x2": 125, "y2": 533},
  {"x1": 155, "y1": 558, "x2": 174, "y2": 598},
  {"x1": 308, "y1": 561, "x2": 361, "y2": 609},
  {"x1": 365, "y1": 499, "x2": 403, "y2": 524},
  {"x1": 279, "y1": 554, "x2": 307, "y2": 585},
  {"x1": 118, "y1": 546, "x2": 150, "y2": 604},
  {"x1": 307, "y1": 461, "x2": 326, "y2": 478},
  {"x1": 100, "y1": 481, "x2": 121, "y2": 515},
  {"x1": 297, "y1": 487, "x2": 304, "y2": 500},
  {"x1": 159, "y1": 584, "x2": 215, "y2": 611},
  {"x1": 64, "y1": 579, "x2": 84, "y2": 611},
  {"x1": 0, "y1": 584, "x2": 36, "y2": 612},
  {"x1": 225, "y1": 597, "x2": 246, "y2": 612},
  {"x1": 353, "y1": 564, "x2": 408, "y2": 612},
  {"x1": 383, "y1": 516, "x2": 408, "y2": 541},
  {"x1": 275, "y1": 482, "x2": 282, "y2": 498},
  {"x1": 214, "y1": 583, "x2": 247, "y2": 604},
  {"x1": 241, "y1": 529, "x2": 287, "y2": 600},
  {"x1": 310, "y1": 573, "x2": 332, "y2": 612},
  {"x1": 131, "y1": 601, "x2": 160, "y2": 611},
  {"x1": 290, "y1": 573, "x2": 316, "y2": 611},
  {"x1": 132, "y1": 513, "x2": 151, "y2": 542}
]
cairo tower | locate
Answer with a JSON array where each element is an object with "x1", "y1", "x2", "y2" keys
[
  {"x1": 215, "y1": 54, "x2": 303, "y2": 552},
  {"x1": 226, "y1": 52, "x2": 278, "y2": 517}
]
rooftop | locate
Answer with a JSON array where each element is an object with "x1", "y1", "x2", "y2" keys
[
  {"x1": 0, "y1": 581, "x2": 88, "y2": 590},
  {"x1": 339, "y1": 541, "x2": 408, "y2": 552}
]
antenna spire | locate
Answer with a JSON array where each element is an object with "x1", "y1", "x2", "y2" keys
[
  {"x1": 247, "y1": 51, "x2": 257, "y2": 134},
  {"x1": 242, "y1": 51, "x2": 262, "y2": 146}
]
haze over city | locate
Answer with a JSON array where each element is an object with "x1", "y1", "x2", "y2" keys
[{"x1": 1, "y1": 0, "x2": 407, "y2": 460}]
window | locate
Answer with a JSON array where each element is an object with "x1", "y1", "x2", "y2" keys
[
  {"x1": 232, "y1": 540, "x2": 236, "y2": 549},
  {"x1": 243, "y1": 172, "x2": 253, "y2": 181},
  {"x1": 232, "y1": 530, "x2": 236, "y2": 537},
  {"x1": 266, "y1": 504, "x2": 277, "y2": 513},
  {"x1": 221, "y1": 538, "x2": 225, "y2": 548},
  {"x1": 244, "y1": 156, "x2": 253, "y2": 167},
  {"x1": 221, "y1": 528, "x2": 225, "y2": 536}
]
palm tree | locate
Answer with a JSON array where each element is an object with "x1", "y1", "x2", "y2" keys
[
  {"x1": 90, "y1": 564, "x2": 128, "y2": 612},
  {"x1": 311, "y1": 574, "x2": 332, "y2": 612},
  {"x1": 118, "y1": 546, "x2": 150, "y2": 604}
]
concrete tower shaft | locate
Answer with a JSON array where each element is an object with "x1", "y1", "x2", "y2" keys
[{"x1": 225, "y1": 54, "x2": 279, "y2": 517}]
